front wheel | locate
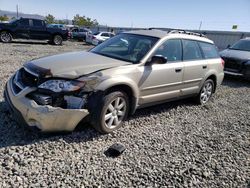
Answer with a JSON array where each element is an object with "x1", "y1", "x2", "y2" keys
[
  {"x1": 0, "y1": 31, "x2": 12, "y2": 43},
  {"x1": 52, "y1": 35, "x2": 63, "y2": 45},
  {"x1": 91, "y1": 91, "x2": 129, "y2": 133},
  {"x1": 196, "y1": 79, "x2": 214, "y2": 104}
]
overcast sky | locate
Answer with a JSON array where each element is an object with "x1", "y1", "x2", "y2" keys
[{"x1": 1, "y1": 0, "x2": 250, "y2": 31}]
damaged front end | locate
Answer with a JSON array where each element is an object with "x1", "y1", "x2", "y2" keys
[{"x1": 4, "y1": 63, "x2": 102, "y2": 132}]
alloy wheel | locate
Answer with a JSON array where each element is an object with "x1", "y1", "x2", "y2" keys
[
  {"x1": 200, "y1": 82, "x2": 213, "y2": 104},
  {"x1": 104, "y1": 97, "x2": 127, "y2": 129},
  {"x1": 0, "y1": 32, "x2": 11, "y2": 43},
  {"x1": 54, "y1": 35, "x2": 62, "y2": 45}
]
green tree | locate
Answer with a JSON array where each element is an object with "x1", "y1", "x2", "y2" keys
[
  {"x1": 45, "y1": 14, "x2": 55, "y2": 24},
  {"x1": 0, "y1": 14, "x2": 9, "y2": 22},
  {"x1": 73, "y1": 14, "x2": 98, "y2": 27}
]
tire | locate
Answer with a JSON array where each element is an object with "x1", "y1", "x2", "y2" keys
[
  {"x1": 91, "y1": 91, "x2": 129, "y2": 133},
  {"x1": 196, "y1": 79, "x2": 214, "y2": 105},
  {"x1": 0, "y1": 31, "x2": 12, "y2": 43},
  {"x1": 52, "y1": 35, "x2": 63, "y2": 45}
]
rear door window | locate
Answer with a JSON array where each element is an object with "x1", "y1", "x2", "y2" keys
[
  {"x1": 32, "y1": 20, "x2": 43, "y2": 27},
  {"x1": 154, "y1": 39, "x2": 182, "y2": 62},
  {"x1": 182, "y1": 39, "x2": 203, "y2": 61},
  {"x1": 198, "y1": 42, "x2": 219, "y2": 59}
]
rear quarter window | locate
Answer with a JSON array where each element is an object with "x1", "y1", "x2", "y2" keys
[{"x1": 199, "y1": 42, "x2": 219, "y2": 59}]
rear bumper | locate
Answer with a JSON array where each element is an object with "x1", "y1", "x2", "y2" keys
[
  {"x1": 217, "y1": 72, "x2": 224, "y2": 86},
  {"x1": 4, "y1": 77, "x2": 89, "y2": 132}
]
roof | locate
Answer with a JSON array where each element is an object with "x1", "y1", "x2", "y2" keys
[
  {"x1": 125, "y1": 29, "x2": 168, "y2": 38},
  {"x1": 125, "y1": 29, "x2": 214, "y2": 44}
]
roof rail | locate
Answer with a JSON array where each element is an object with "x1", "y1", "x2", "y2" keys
[{"x1": 168, "y1": 30, "x2": 206, "y2": 38}]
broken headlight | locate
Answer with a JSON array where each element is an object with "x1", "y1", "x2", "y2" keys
[{"x1": 38, "y1": 80, "x2": 85, "y2": 93}]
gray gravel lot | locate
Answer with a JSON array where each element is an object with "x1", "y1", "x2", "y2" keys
[{"x1": 0, "y1": 40, "x2": 249, "y2": 187}]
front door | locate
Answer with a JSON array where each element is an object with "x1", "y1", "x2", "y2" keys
[
  {"x1": 16, "y1": 19, "x2": 30, "y2": 39},
  {"x1": 138, "y1": 39, "x2": 184, "y2": 105}
]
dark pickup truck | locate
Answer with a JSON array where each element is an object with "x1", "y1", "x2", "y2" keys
[{"x1": 0, "y1": 18, "x2": 69, "y2": 45}]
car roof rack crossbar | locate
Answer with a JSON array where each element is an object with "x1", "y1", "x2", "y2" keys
[{"x1": 168, "y1": 30, "x2": 206, "y2": 38}]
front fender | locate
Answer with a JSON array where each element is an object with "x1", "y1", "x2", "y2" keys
[
  {"x1": 95, "y1": 76, "x2": 139, "y2": 98},
  {"x1": 94, "y1": 76, "x2": 140, "y2": 114}
]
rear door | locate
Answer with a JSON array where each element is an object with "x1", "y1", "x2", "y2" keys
[
  {"x1": 139, "y1": 39, "x2": 184, "y2": 104},
  {"x1": 29, "y1": 20, "x2": 49, "y2": 40},
  {"x1": 181, "y1": 39, "x2": 208, "y2": 95}
]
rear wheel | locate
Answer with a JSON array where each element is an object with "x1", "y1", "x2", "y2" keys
[
  {"x1": 52, "y1": 35, "x2": 63, "y2": 45},
  {"x1": 0, "y1": 31, "x2": 12, "y2": 43},
  {"x1": 91, "y1": 91, "x2": 129, "y2": 133},
  {"x1": 196, "y1": 79, "x2": 214, "y2": 104}
]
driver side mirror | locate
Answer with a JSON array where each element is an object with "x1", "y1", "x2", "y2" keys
[
  {"x1": 148, "y1": 55, "x2": 167, "y2": 65},
  {"x1": 227, "y1": 44, "x2": 231, "y2": 48}
]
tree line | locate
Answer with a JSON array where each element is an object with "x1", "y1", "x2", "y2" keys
[
  {"x1": 0, "y1": 15, "x2": 9, "y2": 22},
  {"x1": 45, "y1": 14, "x2": 98, "y2": 27}
]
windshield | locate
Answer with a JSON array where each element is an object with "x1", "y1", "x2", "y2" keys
[
  {"x1": 90, "y1": 33, "x2": 159, "y2": 63},
  {"x1": 93, "y1": 32, "x2": 100, "y2": 35},
  {"x1": 230, "y1": 40, "x2": 250, "y2": 51},
  {"x1": 9, "y1": 19, "x2": 18, "y2": 24}
]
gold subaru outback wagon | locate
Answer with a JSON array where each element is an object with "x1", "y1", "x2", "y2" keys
[{"x1": 4, "y1": 29, "x2": 224, "y2": 133}]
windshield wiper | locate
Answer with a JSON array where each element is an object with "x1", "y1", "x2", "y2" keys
[{"x1": 92, "y1": 51, "x2": 135, "y2": 63}]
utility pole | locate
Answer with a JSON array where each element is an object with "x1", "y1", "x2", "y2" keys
[
  {"x1": 16, "y1": 4, "x2": 19, "y2": 18},
  {"x1": 66, "y1": 14, "x2": 68, "y2": 24},
  {"x1": 199, "y1": 21, "x2": 202, "y2": 30}
]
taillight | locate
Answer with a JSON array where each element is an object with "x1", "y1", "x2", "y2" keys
[{"x1": 221, "y1": 58, "x2": 225, "y2": 67}]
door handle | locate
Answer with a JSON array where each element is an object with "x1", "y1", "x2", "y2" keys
[
  {"x1": 202, "y1": 65, "x2": 207, "y2": 69},
  {"x1": 175, "y1": 68, "x2": 182, "y2": 73}
]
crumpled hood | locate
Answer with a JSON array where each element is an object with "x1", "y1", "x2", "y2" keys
[
  {"x1": 25, "y1": 51, "x2": 131, "y2": 78},
  {"x1": 220, "y1": 49, "x2": 250, "y2": 60}
]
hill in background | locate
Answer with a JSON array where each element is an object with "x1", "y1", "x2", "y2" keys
[{"x1": 0, "y1": 9, "x2": 44, "y2": 20}]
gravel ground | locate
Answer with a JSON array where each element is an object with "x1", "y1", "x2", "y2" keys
[{"x1": 0, "y1": 40, "x2": 249, "y2": 187}]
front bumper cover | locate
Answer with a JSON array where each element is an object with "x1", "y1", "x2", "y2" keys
[{"x1": 4, "y1": 77, "x2": 89, "y2": 132}]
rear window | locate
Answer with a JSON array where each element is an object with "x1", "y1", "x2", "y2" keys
[
  {"x1": 101, "y1": 33, "x2": 110, "y2": 37},
  {"x1": 198, "y1": 42, "x2": 219, "y2": 59}
]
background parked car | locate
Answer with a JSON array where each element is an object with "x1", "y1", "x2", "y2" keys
[
  {"x1": 86, "y1": 31, "x2": 115, "y2": 45},
  {"x1": 220, "y1": 38, "x2": 250, "y2": 79},
  {"x1": 0, "y1": 18, "x2": 69, "y2": 45},
  {"x1": 71, "y1": 27, "x2": 92, "y2": 41},
  {"x1": 65, "y1": 25, "x2": 78, "y2": 39}
]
